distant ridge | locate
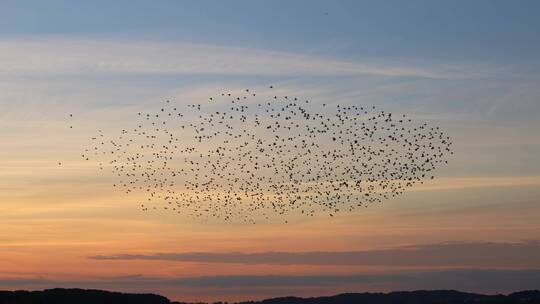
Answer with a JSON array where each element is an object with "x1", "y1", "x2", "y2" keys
[
  {"x1": 239, "y1": 290, "x2": 540, "y2": 304},
  {"x1": 1, "y1": 288, "x2": 540, "y2": 304},
  {"x1": 0, "y1": 289, "x2": 169, "y2": 304}
]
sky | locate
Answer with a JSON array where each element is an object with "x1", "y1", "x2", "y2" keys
[{"x1": 1, "y1": 0, "x2": 540, "y2": 302}]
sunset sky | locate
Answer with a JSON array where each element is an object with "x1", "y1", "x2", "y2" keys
[{"x1": 1, "y1": 0, "x2": 540, "y2": 302}]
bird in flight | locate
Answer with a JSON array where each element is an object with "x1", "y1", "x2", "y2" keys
[{"x1": 68, "y1": 86, "x2": 453, "y2": 223}]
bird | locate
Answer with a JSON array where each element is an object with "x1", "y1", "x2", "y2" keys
[{"x1": 74, "y1": 86, "x2": 453, "y2": 224}]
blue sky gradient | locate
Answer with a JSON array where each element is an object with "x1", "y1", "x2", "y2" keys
[{"x1": 1, "y1": 0, "x2": 540, "y2": 60}]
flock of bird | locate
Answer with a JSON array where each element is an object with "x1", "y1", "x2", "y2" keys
[{"x1": 68, "y1": 86, "x2": 453, "y2": 223}]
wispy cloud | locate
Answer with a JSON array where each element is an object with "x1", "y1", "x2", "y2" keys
[
  {"x1": 89, "y1": 241, "x2": 540, "y2": 268},
  {"x1": 2, "y1": 269, "x2": 540, "y2": 296},
  {"x1": 412, "y1": 176, "x2": 540, "y2": 191},
  {"x1": 0, "y1": 37, "x2": 489, "y2": 79}
]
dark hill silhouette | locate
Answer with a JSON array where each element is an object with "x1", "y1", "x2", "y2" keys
[
  {"x1": 240, "y1": 290, "x2": 540, "y2": 304},
  {"x1": 0, "y1": 288, "x2": 169, "y2": 304},
  {"x1": 1, "y1": 288, "x2": 539, "y2": 304}
]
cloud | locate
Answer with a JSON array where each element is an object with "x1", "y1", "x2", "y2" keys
[
  {"x1": 0, "y1": 37, "x2": 486, "y2": 79},
  {"x1": 89, "y1": 241, "x2": 540, "y2": 268},
  {"x1": 2, "y1": 269, "x2": 540, "y2": 294},
  {"x1": 411, "y1": 176, "x2": 540, "y2": 192}
]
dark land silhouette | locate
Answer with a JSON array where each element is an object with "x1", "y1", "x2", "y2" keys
[{"x1": 1, "y1": 289, "x2": 540, "y2": 304}]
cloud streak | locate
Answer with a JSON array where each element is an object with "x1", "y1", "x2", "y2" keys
[
  {"x1": 0, "y1": 37, "x2": 487, "y2": 79},
  {"x1": 2, "y1": 269, "x2": 540, "y2": 295},
  {"x1": 89, "y1": 241, "x2": 540, "y2": 268}
]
